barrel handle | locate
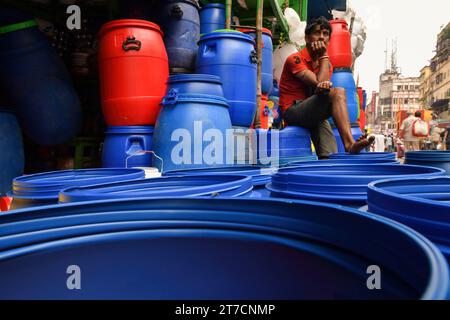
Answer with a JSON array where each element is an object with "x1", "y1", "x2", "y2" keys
[
  {"x1": 170, "y1": 4, "x2": 184, "y2": 19},
  {"x1": 250, "y1": 50, "x2": 258, "y2": 64},
  {"x1": 125, "y1": 150, "x2": 164, "y2": 173},
  {"x1": 162, "y1": 89, "x2": 179, "y2": 105},
  {"x1": 122, "y1": 36, "x2": 141, "y2": 51}
]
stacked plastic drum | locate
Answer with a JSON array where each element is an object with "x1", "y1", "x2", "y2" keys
[
  {"x1": 0, "y1": 6, "x2": 82, "y2": 146},
  {"x1": 405, "y1": 151, "x2": 450, "y2": 175},
  {"x1": 98, "y1": 20, "x2": 169, "y2": 170},
  {"x1": 267, "y1": 164, "x2": 445, "y2": 208},
  {"x1": 0, "y1": 197, "x2": 448, "y2": 299},
  {"x1": 200, "y1": 3, "x2": 226, "y2": 34},
  {"x1": 327, "y1": 19, "x2": 361, "y2": 152},
  {"x1": 367, "y1": 177, "x2": 450, "y2": 263},
  {"x1": 196, "y1": 30, "x2": 258, "y2": 165}
]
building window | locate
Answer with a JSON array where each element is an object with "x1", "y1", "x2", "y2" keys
[
  {"x1": 404, "y1": 98, "x2": 409, "y2": 104},
  {"x1": 397, "y1": 85, "x2": 402, "y2": 91}
]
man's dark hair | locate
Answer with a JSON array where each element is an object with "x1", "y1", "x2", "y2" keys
[
  {"x1": 415, "y1": 111, "x2": 422, "y2": 117},
  {"x1": 305, "y1": 16, "x2": 332, "y2": 36}
]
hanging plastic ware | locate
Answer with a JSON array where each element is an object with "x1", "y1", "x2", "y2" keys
[
  {"x1": 200, "y1": 3, "x2": 226, "y2": 34},
  {"x1": 159, "y1": 0, "x2": 200, "y2": 73},
  {"x1": 367, "y1": 177, "x2": 450, "y2": 262},
  {"x1": 8, "y1": 169, "x2": 145, "y2": 210},
  {"x1": 167, "y1": 74, "x2": 224, "y2": 97},
  {"x1": 0, "y1": 198, "x2": 448, "y2": 300},
  {"x1": 152, "y1": 93, "x2": 233, "y2": 172},
  {"x1": 98, "y1": 19, "x2": 169, "y2": 126},
  {"x1": 101, "y1": 126, "x2": 155, "y2": 168},
  {"x1": 0, "y1": 110, "x2": 24, "y2": 196},
  {"x1": 404, "y1": 151, "x2": 450, "y2": 175},
  {"x1": 238, "y1": 27, "x2": 274, "y2": 94},
  {"x1": 329, "y1": 69, "x2": 358, "y2": 124},
  {"x1": 327, "y1": 19, "x2": 352, "y2": 68},
  {"x1": 0, "y1": 9, "x2": 82, "y2": 146},
  {"x1": 59, "y1": 175, "x2": 253, "y2": 203},
  {"x1": 196, "y1": 30, "x2": 257, "y2": 127},
  {"x1": 267, "y1": 164, "x2": 445, "y2": 207}
]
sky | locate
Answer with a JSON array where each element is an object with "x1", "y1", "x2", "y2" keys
[{"x1": 350, "y1": 0, "x2": 450, "y2": 94}]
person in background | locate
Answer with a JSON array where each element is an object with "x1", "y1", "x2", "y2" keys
[
  {"x1": 278, "y1": 17, "x2": 374, "y2": 159},
  {"x1": 444, "y1": 124, "x2": 450, "y2": 151},
  {"x1": 429, "y1": 113, "x2": 444, "y2": 150},
  {"x1": 385, "y1": 134, "x2": 393, "y2": 152},
  {"x1": 399, "y1": 111, "x2": 421, "y2": 151}
]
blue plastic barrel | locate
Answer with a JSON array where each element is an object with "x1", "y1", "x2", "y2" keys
[
  {"x1": 8, "y1": 169, "x2": 145, "y2": 209},
  {"x1": 367, "y1": 177, "x2": 450, "y2": 262},
  {"x1": 405, "y1": 151, "x2": 450, "y2": 175},
  {"x1": 333, "y1": 125, "x2": 364, "y2": 153},
  {"x1": 0, "y1": 110, "x2": 24, "y2": 196},
  {"x1": 200, "y1": 3, "x2": 226, "y2": 34},
  {"x1": 329, "y1": 69, "x2": 358, "y2": 124},
  {"x1": 240, "y1": 28, "x2": 273, "y2": 94},
  {"x1": 152, "y1": 93, "x2": 232, "y2": 172},
  {"x1": 196, "y1": 31, "x2": 257, "y2": 126},
  {"x1": 287, "y1": 158, "x2": 400, "y2": 167},
  {"x1": 267, "y1": 164, "x2": 446, "y2": 207},
  {"x1": 0, "y1": 13, "x2": 82, "y2": 146},
  {"x1": 257, "y1": 127, "x2": 312, "y2": 159},
  {"x1": 330, "y1": 152, "x2": 397, "y2": 161},
  {"x1": 0, "y1": 198, "x2": 448, "y2": 299},
  {"x1": 167, "y1": 74, "x2": 223, "y2": 97},
  {"x1": 159, "y1": 0, "x2": 200, "y2": 73},
  {"x1": 362, "y1": 90, "x2": 367, "y2": 111},
  {"x1": 102, "y1": 126, "x2": 154, "y2": 168},
  {"x1": 165, "y1": 165, "x2": 277, "y2": 197}
]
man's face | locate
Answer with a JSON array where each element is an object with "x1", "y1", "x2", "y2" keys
[{"x1": 306, "y1": 24, "x2": 331, "y2": 46}]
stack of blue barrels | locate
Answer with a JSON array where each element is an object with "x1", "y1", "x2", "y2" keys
[{"x1": 1, "y1": 197, "x2": 448, "y2": 299}]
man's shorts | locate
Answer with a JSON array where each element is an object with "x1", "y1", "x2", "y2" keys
[{"x1": 283, "y1": 94, "x2": 337, "y2": 158}]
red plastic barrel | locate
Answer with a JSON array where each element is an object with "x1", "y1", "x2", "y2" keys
[
  {"x1": 98, "y1": 19, "x2": 169, "y2": 126},
  {"x1": 0, "y1": 197, "x2": 11, "y2": 212},
  {"x1": 327, "y1": 19, "x2": 352, "y2": 68}
]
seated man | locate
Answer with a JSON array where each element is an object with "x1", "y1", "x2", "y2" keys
[{"x1": 278, "y1": 16, "x2": 374, "y2": 159}]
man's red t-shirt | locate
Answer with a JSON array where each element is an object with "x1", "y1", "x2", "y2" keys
[{"x1": 279, "y1": 47, "x2": 333, "y2": 112}]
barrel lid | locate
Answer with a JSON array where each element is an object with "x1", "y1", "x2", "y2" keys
[
  {"x1": 406, "y1": 151, "x2": 450, "y2": 162},
  {"x1": 199, "y1": 30, "x2": 255, "y2": 44},
  {"x1": 168, "y1": 74, "x2": 222, "y2": 84},
  {"x1": 11, "y1": 169, "x2": 145, "y2": 199},
  {"x1": 99, "y1": 19, "x2": 163, "y2": 38},
  {"x1": 161, "y1": 92, "x2": 229, "y2": 107},
  {"x1": 105, "y1": 126, "x2": 154, "y2": 134},
  {"x1": 201, "y1": 3, "x2": 225, "y2": 9},
  {"x1": 237, "y1": 27, "x2": 273, "y2": 37},
  {"x1": 330, "y1": 152, "x2": 397, "y2": 160},
  {"x1": 59, "y1": 175, "x2": 253, "y2": 203}
]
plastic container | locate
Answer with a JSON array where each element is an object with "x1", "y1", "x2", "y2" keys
[
  {"x1": 0, "y1": 14, "x2": 82, "y2": 145},
  {"x1": 327, "y1": 19, "x2": 352, "y2": 68},
  {"x1": 200, "y1": 3, "x2": 226, "y2": 34},
  {"x1": 152, "y1": 93, "x2": 233, "y2": 172},
  {"x1": 329, "y1": 69, "x2": 358, "y2": 124},
  {"x1": 98, "y1": 19, "x2": 168, "y2": 126},
  {"x1": 367, "y1": 177, "x2": 450, "y2": 262},
  {"x1": 0, "y1": 110, "x2": 24, "y2": 195},
  {"x1": 333, "y1": 125, "x2": 364, "y2": 153},
  {"x1": 405, "y1": 151, "x2": 450, "y2": 175},
  {"x1": 167, "y1": 74, "x2": 223, "y2": 97},
  {"x1": 59, "y1": 175, "x2": 253, "y2": 203},
  {"x1": 267, "y1": 164, "x2": 446, "y2": 207},
  {"x1": 159, "y1": 0, "x2": 200, "y2": 73},
  {"x1": 196, "y1": 31, "x2": 257, "y2": 126},
  {"x1": 0, "y1": 198, "x2": 447, "y2": 300},
  {"x1": 287, "y1": 158, "x2": 400, "y2": 167},
  {"x1": 238, "y1": 27, "x2": 273, "y2": 94},
  {"x1": 9, "y1": 169, "x2": 145, "y2": 209},
  {"x1": 101, "y1": 126, "x2": 154, "y2": 168},
  {"x1": 330, "y1": 152, "x2": 397, "y2": 161}
]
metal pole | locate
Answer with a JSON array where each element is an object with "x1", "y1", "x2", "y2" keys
[
  {"x1": 226, "y1": 0, "x2": 232, "y2": 29},
  {"x1": 254, "y1": 0, "x2": 264, "y2": 128}
]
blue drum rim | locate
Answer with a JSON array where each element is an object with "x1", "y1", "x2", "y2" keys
[
  {"x1": 199, "y1": 31, "x2": 255, "y2": 45},
  {"x1": 168, "y1": 74, "x2": 222, "y2": 84}
]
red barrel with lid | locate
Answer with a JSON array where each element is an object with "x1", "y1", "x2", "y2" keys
[
  {"x1": 260, "y1": 94, "x2": 269, "y2": 129},
  {"x1": 99, "y1": 19, "x2": 169, "y2": 126},
  {"x1": 327, "y1": 19, "x2": 352, "y2": 68}
]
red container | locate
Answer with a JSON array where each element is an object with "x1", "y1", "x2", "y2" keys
[
  {"x1": 328, "y1": 19, "x2": 352, "y2": 68},
  {"x1": 99, "y1": 20, "x2": 169, "y2": 126},
  {"x1": 260, "y1": 94, "x2": 269, "y2": 129},
  {"x1": 0, "y1": 197, "x2": 12, "y2": 212}
]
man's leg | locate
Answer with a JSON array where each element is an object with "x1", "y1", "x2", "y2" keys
[
  {"x1": 310, "y1": 120, "x2": 337, "y2": 159},
  {"x1": 328, "y1": 88, "x2": 374, "y2": 153}
]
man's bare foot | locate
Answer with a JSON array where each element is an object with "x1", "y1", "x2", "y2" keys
[{"x1": 348, "y1": 135, "x2": 375, "y2": 154}]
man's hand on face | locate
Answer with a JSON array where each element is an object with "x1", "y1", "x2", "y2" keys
[
  {"x1": 315, "y1": 80, "x2": 332, "y2": 95},
  {"x1": 310, "y1": 41, "x2": 328, "y2": 57}
]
